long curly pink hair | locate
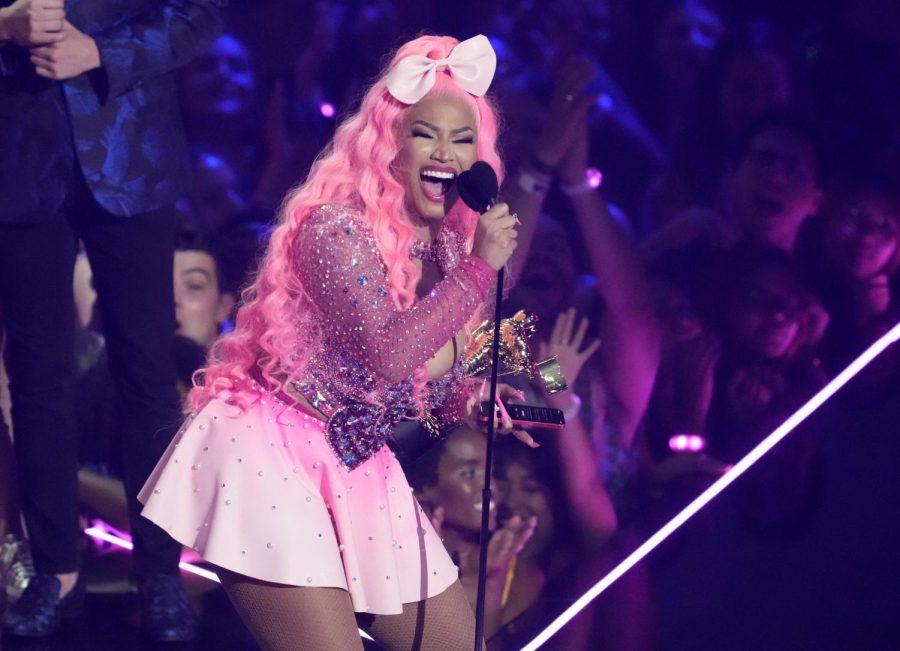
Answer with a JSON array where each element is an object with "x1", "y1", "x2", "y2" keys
[{"x1": 191, "y1": 35, "x2": 503, "y2": 410}]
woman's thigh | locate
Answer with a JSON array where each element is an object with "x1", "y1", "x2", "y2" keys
[
  {"x1": 218, "y1": 568, "x2": 365, "y2": 651},
  {"x1": 358, "y1": 580, "x2": 480, "y2": 651}
]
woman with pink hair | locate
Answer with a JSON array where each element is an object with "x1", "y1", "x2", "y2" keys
[{"x1": 139, "y1": 34, "x2": 521, "y2": 649}]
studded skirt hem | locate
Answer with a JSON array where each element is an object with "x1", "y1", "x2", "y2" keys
[{"x1": 138, "y1": 389, "x2": 458, "y2": 615}]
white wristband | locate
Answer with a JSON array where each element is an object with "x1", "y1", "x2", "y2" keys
[{"x1": 517, "y1": 168, "x2": 551, "y2": 196}]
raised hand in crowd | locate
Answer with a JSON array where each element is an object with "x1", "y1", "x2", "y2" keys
[
  {"x1": 506, "y1": 56, "x2": 596, "y2": 281},
  {"x1": 537, "y1": 307, "x2": 602, "y2": 407},
  {"x1": 536, "y1": 308, "x2": 617, "y2": 549}
]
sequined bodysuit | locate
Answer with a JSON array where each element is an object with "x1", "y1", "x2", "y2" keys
[{"x1": 292, "y1": 204, "x2": 494, "y2": 469}]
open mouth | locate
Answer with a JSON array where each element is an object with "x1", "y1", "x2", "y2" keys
[{"x1": 419, "y1": 167, "x2": 457, "y2": 203}]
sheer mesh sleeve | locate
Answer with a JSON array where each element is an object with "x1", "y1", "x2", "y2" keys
[{"x1": 298, "y1": 205, "x2": 494, "y2": 383}]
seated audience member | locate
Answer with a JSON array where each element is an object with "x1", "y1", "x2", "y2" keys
[
  {"x1": 705, "y1": 244, "x2": 825, "y2": 527},
  {"x1": 642, "y1": 21, "x2": 797, "y2": 229},
  {"x1": 172, "y1": 222, "x2": 238, "y2": 393},
  {"x1": 181, "y1": 149, "x2": 247, "y2": 236},
  {"x1": 644, "y1": 244, "x2": 824, "y2": 525},
  {"x1": 628, "y1": 0, "x2": 725, "y2": 155},
  {"x1": 408, "y1": 425, "x2": 536, "y2": 641},
  {"x1": 641, "y1": 278, "x2": 728, "y2": 494},
  {"x1": 77, "y1": 222, "x2": 236, "y2": 531},
  {"x1": 504, "y1": 67, "x2": 661, "y2": 513},
  {"x1": 492, "y1": 427, "x2": 617, "y2": 626},
  {"x1": 643, "y1": 111, "x2": 824, "y2": 313},
  {"x1": 178, "y1": 34, "x2": 260, "y2": 199},
  {"x1": 804, "y1": 173, "x2": 900, "y2": 385},
  {"x1": 489, "y1": 25, "x2": 666, "y2": 219}
]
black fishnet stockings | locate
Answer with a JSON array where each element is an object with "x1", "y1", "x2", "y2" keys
[{"x1": 218, "y1": 570, "x2": 480, "y2": 651}]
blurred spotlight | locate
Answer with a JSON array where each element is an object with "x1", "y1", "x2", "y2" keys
[
  {"x1": 669, "y1": 433, "x2": 707, "y2": 452},
  {"x1": 319, "y1": 102, "x2": 336, "y2": 118}
]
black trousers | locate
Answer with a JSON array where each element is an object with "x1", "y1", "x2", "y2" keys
[{"x1": 0, "y1": 172, "x2": 182, "y2": 579}]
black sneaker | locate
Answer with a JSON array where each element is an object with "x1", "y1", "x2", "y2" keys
[
  {"x1": 0, "y1": 572, "x2": 87, "y2": 638},
  {"x1": 138, "y1": 574, "x2": 199, "y2": 642}
]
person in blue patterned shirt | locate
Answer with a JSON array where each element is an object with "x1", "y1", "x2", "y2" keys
[{"x1": 0, "y1": 0, "x2": 225, "y2": 641}]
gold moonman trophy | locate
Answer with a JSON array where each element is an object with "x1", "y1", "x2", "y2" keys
[{"x1": 463, "y1": 310, "x2": 568, "y2": 393}]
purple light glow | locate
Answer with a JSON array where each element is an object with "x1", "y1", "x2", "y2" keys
[
  {"x1": 319, "y1": 102, "x2": 336, "y2": 118},
  {"x1": 521, "y1": 320, "x2": 900, "y2": 651},
  {"x1": 669, "y1": 433, "x2": 707, "y2": 452},
  {"x1": 586, "y1": 167, "x2": 603, "y2": 189},
  {"x1": 84, "y1": 523, "x2": 220, "y2": 582}
]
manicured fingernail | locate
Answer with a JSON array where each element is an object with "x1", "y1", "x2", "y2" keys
[{"x1": 530, "y1": 441, "x2": 541, "y2": 448}]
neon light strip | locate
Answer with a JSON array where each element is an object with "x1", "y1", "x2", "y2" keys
[
  {"x1": 85, "y1": 525, "x2": 220, "y2": 582},
  {"x1": 521, "y1": 321, "x2": 900, "y2": 651},
  {"x1": 84, "y1": 527, "x2": 376, "y2": 641}
]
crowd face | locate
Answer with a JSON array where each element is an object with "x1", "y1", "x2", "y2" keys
[
  {"x1": 395, "y1": 94, "x2": 478, "y2": 226},
  {"x1": 825, "y1": 194, "x2": 900, "y2": 280},
  {"x1": 420, "y1": 428, "x2": 493, "y2": 533},
  {"x1": 654, "y1": 280, "x2": 703, "y2": 344},
  {"x1": 507, "y1": 217, "x2": 577, "y2": 325},
  {"x1": 189, "y1": 153, "x2": 246, "y2": 232},
  {"x1": 655, "y1": 0, "x2": 724, "y2": 89},
  {"x1": 730, "y1": 128, "x2": 821, "y2": 250},
  {"x1": 180, "y1": 34, "x2": 255, "y2": 121},
  {"x1": 720, "y1": 51, "x2": 791, "y2": 140},
  {"x1": 496, "y1": 459, "x2": 555, "y2": 560},
  {"x1": 729, "y1": 271, "x2": 804, "y2": 358},
  {"x1": 174, "y1": 250, "x2": 232, "y2": 349}
]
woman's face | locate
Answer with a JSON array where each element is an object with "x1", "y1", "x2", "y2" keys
[
  {"x1": 395, "y1": 93, "x2": 478, "y2": 224},
  {"x1": 825, "y1": 194, "x2": 899, "y2": 280},
  {"x1": 655, "y1": 0, "x2": 724, "y2": 89},
  {"x1": 729, "y1": 272, "x2": 804, "y2": 358},
  {"x1": 496, "y1": 459, "x2": 555, "y2": 560},
  {"x1": 174, "y1": 250, "x2": 233, "y2": 349},
  {"x1": 720, "y1": 51, "x2": 791, "y2": 140},
  {"x1": 180, "y1": 34, "x2": 255, "y2": 120},
  {"x1": 190, "y1": 154, "x2": 246, "y2": 231},
  {"x1": 730, "y1": 129, "x2": 821, "y2": 248},
  {"x1": 506, "y1": 217, "x2": 576, "y2": 325},
  {"x1": 421, "y1": 428, "x2": 493, "y2": 533},
  {"x1": 654, "y1": 281, "x2": 703, "y2": 344}
]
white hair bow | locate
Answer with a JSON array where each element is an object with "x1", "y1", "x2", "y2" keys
[{"x1": 385, "y1": 34, "x2": 497, "y2": 105}]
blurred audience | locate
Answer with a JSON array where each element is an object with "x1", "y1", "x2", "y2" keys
[{"x1": 1, "y1": 1, "x2": 898, "y2": 647}]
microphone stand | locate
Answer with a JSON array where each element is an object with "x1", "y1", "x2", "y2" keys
[{"x1": 473, "y1": 265, "x2": 504, "y2": 651}]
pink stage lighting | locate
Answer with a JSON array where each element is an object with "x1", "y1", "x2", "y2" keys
[
  {"x1": 319, "y1": 102, "x2": 336, "y2": 118},
  {"x1": 669, "y1": 433, "x2": 707, "y2": 452},
  {"x1": 521, "y1": 320, "x2": 900, "y2": 651}
]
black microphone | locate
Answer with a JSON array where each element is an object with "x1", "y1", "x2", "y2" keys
[
  {"x1": 456, "y1": 161, "x2": 498, "y2": 213},
  {"x1": 459, "y1": 160, "x2": 507, "y2": 651}
]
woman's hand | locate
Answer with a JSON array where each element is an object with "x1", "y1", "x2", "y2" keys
[
  {"x1": 462, "y1": 381, "x2": 539, "y2": 448},
  {"x1": 670, "y1": 333, "x2": 721, "y2": 432},
  {"x1": 532, "y1": 57, "x2": 597, "y2": 171},
  {"x1": 727, "y1": 365, "x2": 785, "y2": 418},
  {"x1": 538, "y1": 308, "x2": 602, "y2": 392},
  {"x1": 457, "y1": 514, "x2": 536, "y2": 580},
  {"x1": 472, "y1": 202, "x2": 519, "y2": 271},
  {"x1": 650, "y1": 452, "x2": 729, "y2": 484}
]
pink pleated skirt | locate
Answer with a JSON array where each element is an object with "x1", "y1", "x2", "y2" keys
[{"x1": 138, "y1": 388, "x2": 458, "y2": 615}]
